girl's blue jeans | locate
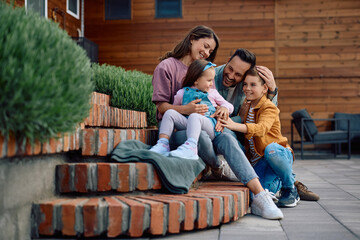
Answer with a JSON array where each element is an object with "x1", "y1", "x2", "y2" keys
[{"x1": 253, "y1": 142, "x2": 295, "y2": 194}]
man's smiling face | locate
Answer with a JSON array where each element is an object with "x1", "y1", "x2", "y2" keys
[{"x1": 222, "y1": 55, "x2": 251, "y2": 88}]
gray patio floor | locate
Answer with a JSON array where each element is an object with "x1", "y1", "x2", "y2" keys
[{"x1": 151, "y1": 155, "x2": 360, "y2": 240}]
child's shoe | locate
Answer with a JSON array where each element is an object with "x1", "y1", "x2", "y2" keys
[
  {"x1": 169, "y1": 138, "x2": 199, "y2": 160},
  {"x1": 251, "y1": 190, "x2": 284, "y2": 220},
  {"x1": 149, "y1": 138, "x2": 170, "y2": 156}
]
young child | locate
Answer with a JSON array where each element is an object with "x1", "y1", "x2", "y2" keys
[
  {"x1": 150, "y1": 59, "x2": 234, "y2": 160},
  {"x1": 219, "y1": 67, "x2": 300, "y2": 207}
]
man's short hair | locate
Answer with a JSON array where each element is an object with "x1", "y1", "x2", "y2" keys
[{"x1": 230, "y1": 48, "x2": 256, "y2": 69}]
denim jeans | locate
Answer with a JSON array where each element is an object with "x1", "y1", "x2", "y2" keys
[
  {"x1": 212, "y1": 131, "x2": 258, "y2": 185},
  {"x1": 171, "y1": 130, "x2": 219, "y2": 168},
  {"x1": 171, "y1": 128, "x2": 259, "y2": 185},
  {"x1": 253, "y1": 142, "x2": 295, "y2": 194}
]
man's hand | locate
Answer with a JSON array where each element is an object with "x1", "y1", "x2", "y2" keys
[
  {"x1": 210, "y1": 106, "x2": 229, "y2": 120},
  {"x1": 256, "y1": 66, "x2": 276, "y2": 92},
  {"x1": 183, "y1": 99, "x2": 208, "y2": 115}
]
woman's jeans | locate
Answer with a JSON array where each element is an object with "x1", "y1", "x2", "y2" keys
[{"x1": 253, "y1": 142, "x2": 295, "y2": 194}]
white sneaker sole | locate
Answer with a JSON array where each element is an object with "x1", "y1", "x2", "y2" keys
[
  {"x1": 278, "y1": 197, "x2": 300, "y2": 208},
  {"x1": 169, "y1": 152, "x2": 199, "y2": 160},
  {"x1": 251, "y1": 205, "x2": 284, "y2": 220},
  {"x1": 149, "y1": 150, "x2": 170, "y2": 157}
]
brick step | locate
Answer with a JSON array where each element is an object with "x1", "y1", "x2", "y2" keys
[
  {"x1": 83, "y1": 104, "x2": 148, "y2": 129},
  {"x1": 0, "y1": 128, "x2": 81, "y2": 158},
  {"x1": 87, "y1": 92, "x2": 148, "y2": 128},
  {"x1": 81, "y1": 128, "x2": 158, "y2": 156},
  {"x1": 32, "y1": 182, "x2": 249, "y2": 238},
  {"x1": 57, "y1": 162, "x2": 162, "y2": 193},
  {"x1": 1, "y1": 127, "x2": 158, "y2": 158},
  {"x1": 91, "y1": 92, "x2": 111, "y2": 106}
]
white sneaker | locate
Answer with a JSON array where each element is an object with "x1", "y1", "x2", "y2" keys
[
  {"x1": 269, "y1": 190, "x2": 279, "y2": 204},
  {"x1": 149, "y1": 142, "x2": 170, "y2": 156},
  {"x1": 212, "y1": 155, "x2": 238, "y2": 181},
  {"x1": 251, "y1": 189, "x2": 284, "y2": 220},
  {"x1": 169, "y1": 142, "x2": 199, "y2": 160}
]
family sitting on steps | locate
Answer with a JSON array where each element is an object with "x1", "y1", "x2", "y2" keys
[{"x1": 150, "y1": 25, "x2": 319, "y2": 220}]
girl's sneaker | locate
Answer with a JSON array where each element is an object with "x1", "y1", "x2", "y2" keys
[
  {"x1": 169, "y1": 141, "x2": 199, "y2": 160},
  {"x1": 251, "y1": 190, "x2": 284, "y2": 220},
  {"x1": 149, "y1": 140, "x2": 170, "y2": 156}
]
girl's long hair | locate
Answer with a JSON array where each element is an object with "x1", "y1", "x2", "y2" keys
[{"x1": 160, "y1": 25, "x2": 219, "y2": 62}]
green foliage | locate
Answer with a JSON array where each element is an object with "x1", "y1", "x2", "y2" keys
[
  {"x1": 92, "y1": 63, "x2": 157, "y2": 126},
  {"x1": 0, "y1": 2, "x2": 93, "y2": 143}
]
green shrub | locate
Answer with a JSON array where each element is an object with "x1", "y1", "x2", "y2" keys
[
  {"x1": 92, "y1": 63, "x2": 157, "y2": 126},
  {"x1": 0, "y1": 2, "x2": 93, "y2": 143}
]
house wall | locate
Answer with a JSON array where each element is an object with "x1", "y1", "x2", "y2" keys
[
  {"x1": 11, "y1": 0, "x2": 81, "y2": 37},
  {"x1": 84, "y1": 0, "x2": 276, "y2": 74},
  {"x1": 275, "y1": 0, "x2": 360, "y2": 140},
  {"x1": 84, "y1": 0, "x2": 360, "y2": 143}
]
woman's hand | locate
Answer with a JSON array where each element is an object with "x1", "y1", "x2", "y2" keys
[{"x1": 182, "y1": 99, "x2": 208, "y2": 115}]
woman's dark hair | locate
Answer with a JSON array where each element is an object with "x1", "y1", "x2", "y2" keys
[
  {"x1": 182, "y1": 59, "x2": 210, "y2": 88},
  {"x1": 246, "y1": 67, "x2": 265, "y2": 85},
  {"x1": 160, "y1": 25, "x2": 219, "y2": 62}
]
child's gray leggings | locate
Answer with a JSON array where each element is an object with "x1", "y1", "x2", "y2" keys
[{"x1": 159, "y1": 109, "x2": 215, "y2": 141}]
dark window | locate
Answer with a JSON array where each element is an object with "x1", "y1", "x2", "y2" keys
[
  {"x1": 105, "y1": 0, "x2": 131, "y2": 20},
  {"x1": 156, "y1": 0, "x2": 182, "y2": 18},
  {"x1": 67, "y1": 0, "x2": 79, "y2": 19},
  {"x1": 26, "y1": 0, "x2": 47, "y2": 17}
]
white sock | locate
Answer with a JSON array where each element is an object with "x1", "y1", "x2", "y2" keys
[
  {"x1": 185, "y1": 138, "x2": 197, "y2": 147},
  {"x1": 158, "y1": 138, "x2": 169, "y2": 146}
]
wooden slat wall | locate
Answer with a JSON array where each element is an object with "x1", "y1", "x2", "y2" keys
[
  {"x1": 84, "y1": 0, "x2": 275, "y2": 74},
  {"x1": 47, "y1": 0, "x2": 82, "y2": 37},
  {"x1": 85, "y1": 0, "x2": 360, "y2": 144},
  {"x1": 10, "y1": 0, "x2": 81, "y2": 37},
  {"x1": 275, "y1": 0, "x2": 360, "y2": 143}
]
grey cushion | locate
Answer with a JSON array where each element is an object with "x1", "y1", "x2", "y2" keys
[
  {"x1": 292, "y1": 109, "x2": 318, "y2": 141},
  {"x1": 334, "y1": 112, "x2": 360, "y2": 132},
  {"x1": 313, "y1": 131, "x2": 349, "y2": 142}
]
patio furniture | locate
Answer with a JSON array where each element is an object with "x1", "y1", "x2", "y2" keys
[
  {"x1": 334, "y1": 112, "x2": 360, "y2": 142},
  {"x1": 291, "y1": 109, "x2": 351, "y2": 159}
]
